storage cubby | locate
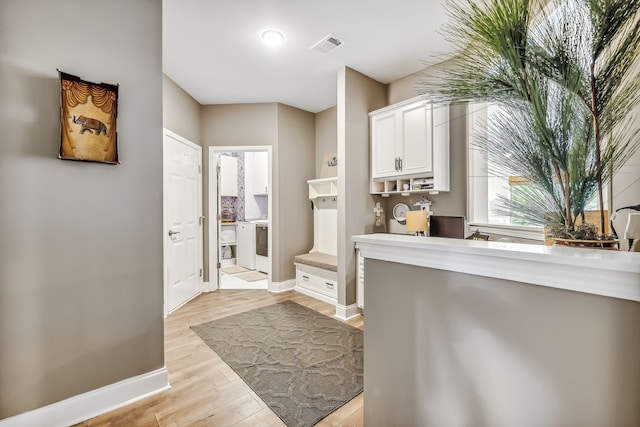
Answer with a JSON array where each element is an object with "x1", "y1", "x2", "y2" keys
[
  {"x1": 219, "y1": 223, "x2": 237, "y2": 264},
  {"x1": 372, "y1": 177, "x2": 436, "y2": 197}
]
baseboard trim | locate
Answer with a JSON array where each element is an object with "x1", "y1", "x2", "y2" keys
[
  {"x1": 334, "y1": 303, "x2": 361, "y2": 321},
  {"x1": 269, "y1": 279, "x2": 296, "y2": 293},
  {"x1": 0, "y1": 367, "x2": 170, "y2": 427}
]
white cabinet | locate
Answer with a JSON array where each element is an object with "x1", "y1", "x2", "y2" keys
[
  {"x1": 219, "y1": 155, "x2": 238, "y2": 197},
  {"x1": 370, "y1": 109, "x2": 399, "y2": 178},
  {"x1": 236, "y1": 222, "x2": 256, "y2": 270},
  {"x1": 370, "y1": 97, "x2": 449, "y2": 195},
  {"x1": 371, "y1": 99, "x2": 432, "y2": 179},
  {"x1": 244, "y1": 151, "x2": 268, "y2": 219},
  {"x1": 295, "y1": 263, "x2": 338, "y2": 304}
]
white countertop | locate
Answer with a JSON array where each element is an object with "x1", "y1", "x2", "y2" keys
[{"x1": 352, "y1": 233, "x2": 640, "y2": 302}]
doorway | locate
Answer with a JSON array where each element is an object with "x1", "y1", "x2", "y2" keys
[
  {"x1": 163, "y1": 129, "x2": 203, "y2": 315},
  {"x1": 209, "y1": 146, "x2": 272, "y2": 290}
]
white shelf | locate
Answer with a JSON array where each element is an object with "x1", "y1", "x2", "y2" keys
[
  {"x1": 308, "y1": 177, "x2": 337, "y2": 199},
  {"x1": 371, "y1": 176, "x2": 441, "y2": 196}
]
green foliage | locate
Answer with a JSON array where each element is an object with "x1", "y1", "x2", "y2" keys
[{"x1": 419, "y1": 0, "x2": 640, "y2": 236}]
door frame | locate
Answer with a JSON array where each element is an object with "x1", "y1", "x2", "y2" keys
[
  {"x1": 208, "y1": 146, "x2": 273, "y2": 290},
  {"x1": 163, "y1": 128, "x2": 203, "y2": 317}
]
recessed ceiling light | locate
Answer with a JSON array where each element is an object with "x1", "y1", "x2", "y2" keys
[{"x1": 261, "y1": 29, "x2": 285, "y2": 46}]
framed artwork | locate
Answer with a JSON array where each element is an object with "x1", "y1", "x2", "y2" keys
[{"x1": 58, "y1": 71, "x2": 119, "y2": 164}]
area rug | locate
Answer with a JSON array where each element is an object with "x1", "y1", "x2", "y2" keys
[
  {"x1": 190, "y1": 300, "x2": 363, "y2": 427},
  {"x1": 235, "y1": 271, "x2": 268, "y2": 282},
  {"x1": 220, "y1": 265, "x2": 250, "y2": 274}
]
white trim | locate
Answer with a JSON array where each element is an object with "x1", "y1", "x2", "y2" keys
[
  {"x1": 334, "y1": 303, "x2": 361, "y2": 321},
  {"x1": 352, "y1": 233, "x2": 640, "y2": 302},
  {"x1": 269, "y1": 279, "x2": 296, "y2": 293},
  {"x1": 166, "y1": 291, "x2": 201, "y2": 316},
  {"x1": 368, "y1": 95, "x2": 427, "y2": 116},
  {"x1": 0, "y1": 368, "x2": 169, "y2": 427},
  {"x1": 470, "y1": 223, "x2": 544, "y2": 241},
  {"x1": 295, "y1": 285, "x2": 337, "y2": 305},
  {"x1": 201, "y1": 281, "x2": 216, "y2": 292}
]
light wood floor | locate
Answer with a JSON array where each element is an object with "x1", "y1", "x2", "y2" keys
[{"x1": 75, "y1": 290, "x2": 364, "y2": 427}]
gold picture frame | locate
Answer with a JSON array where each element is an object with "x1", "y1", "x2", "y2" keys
[{"x1": 58, "y1": 70, "x2": 119, "y2": 164}]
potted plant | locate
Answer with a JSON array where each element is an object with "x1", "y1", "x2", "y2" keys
[{"x1": 418, "y1": 0, "x2": 640, "y2": 243}]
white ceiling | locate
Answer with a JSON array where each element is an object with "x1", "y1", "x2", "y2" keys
[{"x1": 163, "y1": 0, "x2": 455, "y2": 113}]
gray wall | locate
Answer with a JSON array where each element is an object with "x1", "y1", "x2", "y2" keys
[
  {"x1": 163, "y1": 74, "x2": 202, "y2": 145},
  {"x1": 200, "y1": 103, "x2": 278, "y2": 281},
  {"x1": 0, "y1": 0, "x2": 164, "y2": 420},
  {"x1": 364, "y1": 259, "x2": 640, "y2": 427},
  {"x1": 337, "y1": 67, "x2": 387, "y2": 306},
  {"x1": 200, "y1": 103, "x2": 315, "y2": 283},
  {"x1": 276, "y1": 104, "x2": 316, "y2": 280},
  {"x1": 315, "y1": 106, "x2": 337, "y2": 178}
]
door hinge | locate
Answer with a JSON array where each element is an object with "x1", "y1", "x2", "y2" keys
[
  {"x1": 199, "y1": 215, "x2": 205, "y2": 225},
  {"x1": 198, "y1": 165, "x2": 201, "y2": 174},
  {"x1": 216, "y1": 262, "x2": 221, "y2": 269},
  {"x1": 217, "y1": 214, "x2": 221, "y2": 221},
  {"x1": 216, "y1": 164, "x2": 220, "y2": 173},
  {"x1": 199, "y1": 268, "x2": 203, "y2": 277}
]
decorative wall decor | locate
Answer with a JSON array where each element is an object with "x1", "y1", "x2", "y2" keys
[{"x1": 58, "y1": 70, "x2": 119, "y2": 164}]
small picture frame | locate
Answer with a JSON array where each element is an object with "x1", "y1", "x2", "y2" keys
[{"x1": 58, "y1": 70, "x2": 119, "y2": 164}]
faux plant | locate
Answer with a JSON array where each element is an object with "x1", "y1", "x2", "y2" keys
[{"x1": 419, "y1": 0, "x2": 640, "y2": 237}]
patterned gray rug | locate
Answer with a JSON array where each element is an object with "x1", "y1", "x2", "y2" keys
[{"x1": 190, "y1": 300, "x2": 363, "y2": 427}]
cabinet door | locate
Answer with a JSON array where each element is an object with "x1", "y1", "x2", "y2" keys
[
  {"x1": 219, "y1": 155, "x2": 238, "y2": 196},
  {"x1": 371, "y1": 111, "x2": 399, "y2": 179},
  {"x1": 399, "y1": 101, "x2": 432, "y2": 176}
]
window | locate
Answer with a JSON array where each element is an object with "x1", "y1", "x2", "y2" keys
[
  {"x1": 467, "y1": 103, "x2": 607, "y2": 240},
  {"x1": 467, "y1": 103, "x2": 546, "y2": 240}
]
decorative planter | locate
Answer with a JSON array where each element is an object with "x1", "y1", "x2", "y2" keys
[{"x1": 552, "y1": 238, "x2": 619, "y2": 250}]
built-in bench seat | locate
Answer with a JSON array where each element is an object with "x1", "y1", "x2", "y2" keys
[
  {"x1": 293, "y1": 252, "x2": 337, "y2": 272},
  {"x1": 294, "y1": 252, "x2": 337, "y2": 304}
]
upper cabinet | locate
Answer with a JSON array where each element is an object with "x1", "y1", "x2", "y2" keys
[
  {"x1": 219, "y1": 154, "x2": 238, "y2": 197},
  {"x1": 369, "y1": 97, "x2": 449, "y2": 195},
  {"x1": 371, "y1": 99, "x2": 432, "y2": 179}
]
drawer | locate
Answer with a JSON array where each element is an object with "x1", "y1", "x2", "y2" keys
[{"x1": 295, "y1": 264, "x2": 337, "y2": 299}]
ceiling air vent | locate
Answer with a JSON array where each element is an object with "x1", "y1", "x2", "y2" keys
[{"x1": 310, "y1": 34, "x2": 345, "y2": 55}]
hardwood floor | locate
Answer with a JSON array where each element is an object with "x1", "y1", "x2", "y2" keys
[{"x1": 75, "y1": 290, "x2": 364, "y2": 427}]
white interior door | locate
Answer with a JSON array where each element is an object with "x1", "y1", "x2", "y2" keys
[{"x1": 164, "y1": 129, "x2": 202, "y2": 314}]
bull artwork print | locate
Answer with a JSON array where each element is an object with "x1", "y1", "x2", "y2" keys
[{"x1": 59, "y1": 71, "x2": 119, "y2": 164}]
